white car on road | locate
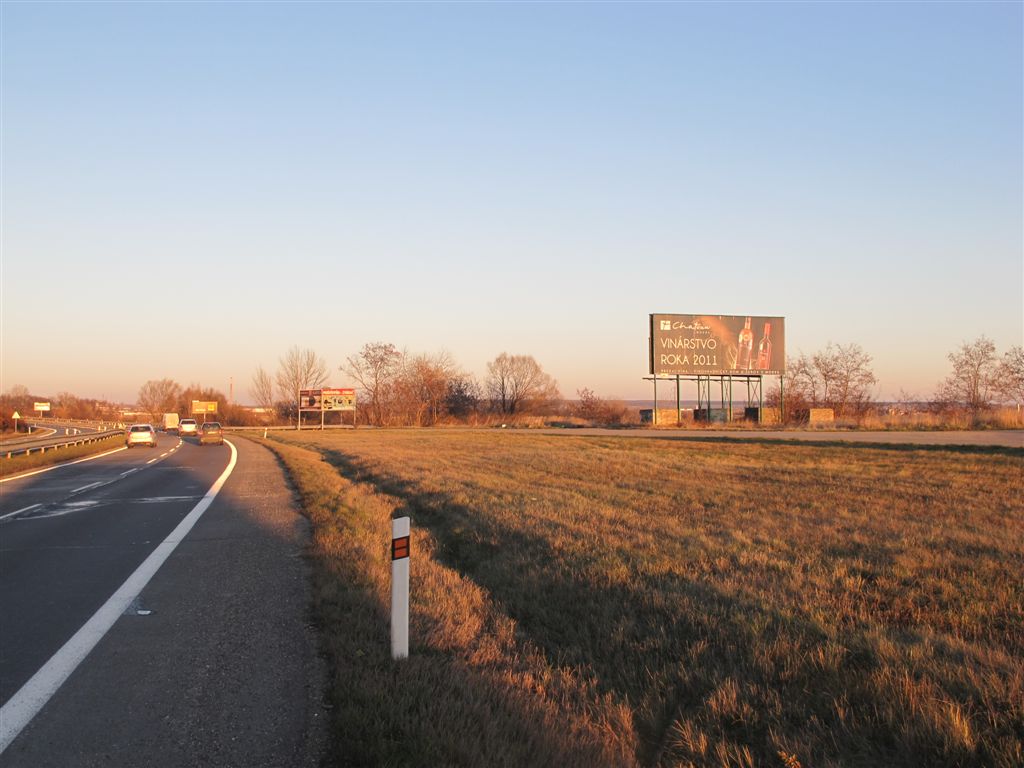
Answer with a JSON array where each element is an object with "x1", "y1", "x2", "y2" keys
[
  {"x1": 179, "y1": 419, "x2": 198, "y2": 436},
  {"x1": 125, "y1": 424, "x2": 157, "y2": 448}
]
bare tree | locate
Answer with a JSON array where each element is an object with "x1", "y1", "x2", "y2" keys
[
  {"x1": 4, "y1": 384, "x2": 31, "y2": 411},
  {"x1": 276, "y1": 346, "x2": 329, "y2": 407},
  {"x1": 398, "y1": 351, "x2": 460, "y2": 426},
  {"x1": 342, "y1": 342, "x2": 403, "y2": 426},
  {"x1": 55, "y1": 391, "x2": 82, "y2": 420},
  {"x1": 250, "y1": 365, "x2": 276, "y2": 411},
  {"x1": 785, "y1": 354, "x2": 821, "y2": 409},
  {"x1": 178, "y1": 383, "x2": 227, "y2": 417},
  {"x1": 781, "y1": 343, "x2": 876, "y2": 417},
  {"x1": 486, "y1": 353, "x2": 560, "y2": 415},
  {"x1": 935, "y1": 336, "x2": 999, "y2": 415},
  {"x1": 995, "y1": 345, "x2": 1024, "y2": 407},
  {"x1": 137, "y1": 379, "x2": 183, "y2": 420},
  {"x1": 445, "y1": 374, "x2": 481, "y2": 421},
  {"x1": 816, "y1": 343, "x2": 877, "y2": 416}
]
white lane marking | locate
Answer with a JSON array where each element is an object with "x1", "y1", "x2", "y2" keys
[
  {"x1": 0, "y1": 446, "x2": 127, "y2": 485},
  {"x1": 0, "y1": 503, "x2": 41, "y2": 522},
  {"x1": 70, "y1": 481, "x2": 104, "y2": 494},
  {"x1": 129, "y1": 496, "x2": 201, "y2": 504},
  {"x1": 0, "y1": 439, "x2": 239, "y2": 754},
  {"x1": 160, "y1": 452, "x2": 169, "y2": 457},
  {"x1": 146, "y1": 458, "x2": 158, "y2": 465},
  {"x1": 119, "y1": 468, "x2": 139, "y2": 477}
]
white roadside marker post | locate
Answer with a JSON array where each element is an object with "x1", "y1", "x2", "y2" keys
[{"x1": 391, "y1": 516, "x2": 410, "y2": 660}]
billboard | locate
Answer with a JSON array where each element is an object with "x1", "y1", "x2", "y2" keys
[
  {"x1": 191, "y1": 400, "x2": 218, "y2": 414},
  {"x1": 322, "y1": 388, "x2": 356, "y2": 411},
  {"x1": 300, "y1": 388, "x2": 356, "y2": 411},
  {"x1": 650, "y1": 314, "x2": 785, "y2": 376},
  {"x1": 298, "y1": 389, "x2": 322, "y2": 411},
  {"x1": 34, "y1": 402, "x2": 51, "y2": 412}
]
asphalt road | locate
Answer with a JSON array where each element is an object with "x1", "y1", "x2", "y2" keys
[
  {"x1": 0, "y1": 434, "x2": 324, "y2": 766},
  {"x1": 1, "y1": 420, "x2": 115, "y2": 452},
  {"x1": 0, "y1": 435, "x2": 213, "y2": 705}
]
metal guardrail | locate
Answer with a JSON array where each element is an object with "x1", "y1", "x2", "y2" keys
[
  {"x1": 1, "y1": 430, "x2": 123, "y2": 459},
  {"x1": 2, "y1": 420, "x2": 114, "y2": 448}
]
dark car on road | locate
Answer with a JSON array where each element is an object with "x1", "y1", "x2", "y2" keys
[{"x1": 198, "y1": 422, "x2": 224, "y2": 446}]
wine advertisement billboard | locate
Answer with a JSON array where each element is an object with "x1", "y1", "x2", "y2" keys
[{"x1": 649, "y1": 314, "x2": 785, "y2": 376}]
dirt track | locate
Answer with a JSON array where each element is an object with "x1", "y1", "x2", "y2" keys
[{"x1": 532, "y1": 428, "x2": 1024, "y2": 448}]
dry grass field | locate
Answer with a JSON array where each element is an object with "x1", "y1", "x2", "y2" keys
[{"x1": 254, "y1": 430, "x2": 1023, "y2": 768}]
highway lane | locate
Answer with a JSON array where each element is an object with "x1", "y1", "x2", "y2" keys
[
  {"x1": 1, "y1": 421, "x2": 116, "y2": 453},
  {"x1": 1, "y1": 435, "x2": 325, "y2": 767},
  {"x1": 0, "y1": 433, "x2": 232, "y2": 708}
]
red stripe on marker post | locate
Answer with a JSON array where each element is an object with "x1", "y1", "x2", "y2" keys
[
  {"x1": 391, "y1": 517, "x2": 410, "y2": 659},
  {"x1": 391, "y1": 536, "x2": 410, "y2": 560}
]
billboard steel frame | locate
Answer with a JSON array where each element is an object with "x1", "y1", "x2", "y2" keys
[{"x1": 645, "y1": 373, "x2": 785, "y2": 426}]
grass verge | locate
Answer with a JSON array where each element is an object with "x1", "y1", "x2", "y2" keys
[
  {"x1": 257, "y1": 430, "x2": 1023, "y2": 768},
  {"x1": 1, "y1": 435, "x2": 124, "y2": 477}
]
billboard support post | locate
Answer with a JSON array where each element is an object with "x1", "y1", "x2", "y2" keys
[
  {"x1": 672, "y1": 375, "x2": 678, "y2": 425},
  {"x1": 652, "y1": 375, "x2": 658, "y2": 426}
]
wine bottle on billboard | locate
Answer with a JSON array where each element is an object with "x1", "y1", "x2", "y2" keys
[
  {"x1": 737, "y1": 317, "x2": 754, "y2": 369},
  {"x1": 756, "y1": 322, "x2": 772, "y2": 369}
]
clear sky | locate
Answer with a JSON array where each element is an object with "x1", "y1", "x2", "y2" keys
[{"x1": 2, "y1": 1, "x2": 1021, "y2": 404}]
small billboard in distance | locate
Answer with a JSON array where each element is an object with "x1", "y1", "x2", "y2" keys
[
  {"x1": 650, "y1": 314, "x2": 785, "y2": 376},
  {"x1": 191, "y1": 400, "x2": 218, "y2": 415},
  {"x1": 298, "y1": 390, "x2": 322, "y2": 411},
  {"x1": 322, "y1": 388, "x2": 356, "y2": 411}
]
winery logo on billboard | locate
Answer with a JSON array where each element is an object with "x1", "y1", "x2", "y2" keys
[{"x1": 649, "y1": 314, "x2": 785, "y2": 376}]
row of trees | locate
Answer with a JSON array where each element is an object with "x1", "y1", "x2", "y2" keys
[
  {"x1": 136, "y1": 380, "x2": 228, "y2": 421},
  {"x1": 248, "y1": 337, "x2": 1022, "y2": 427},
  {"x1": 772, "y1": 337, "x2": 1023, "y2": 421},
  {"x1": 0, "y1": 385, "x2": 122, "y2": 431},
  {"x1": 780, "y1": 342, "x2": 878, "y2": 418},
  {"x1": 935, "y1": 338, "x2": 1023, "y2": 414},
  {"x1": 135, "y1": 380, "x2": 262, "y2": 426},
  {"x1": 250, "y1": 344, "x2": 562, "y2": 426},
  {"x1": 5, "y1": 336, "x2": 1019, "y2": 433}
]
